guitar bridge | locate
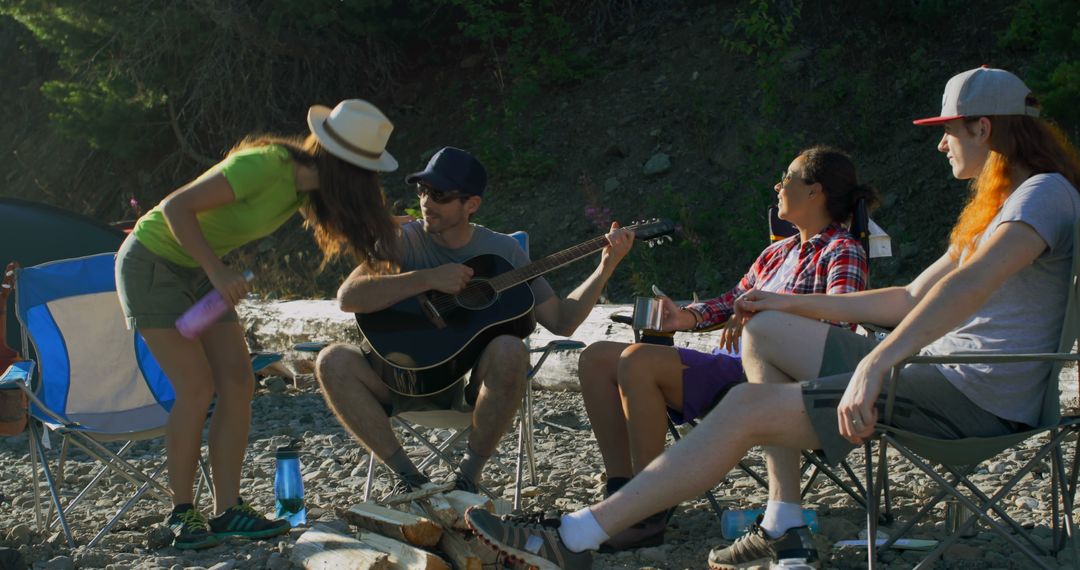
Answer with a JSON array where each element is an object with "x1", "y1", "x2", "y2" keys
[{"x1": 417, "y1": 293, "x2": 448, "y2": 329}]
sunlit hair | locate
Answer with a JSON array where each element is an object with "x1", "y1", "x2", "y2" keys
[
  {"x1": 798, "y1": 146, "x2": 880, "y2": 223},
  {"x1": 230, "y1": 134, "x2": 398, "y2": 272},
  {"x1": 948, "y1": 110, "x2": 1080, "y2": 261}
]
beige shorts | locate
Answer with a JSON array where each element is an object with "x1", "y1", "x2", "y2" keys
[
  {"x1": 115, "y1": 235, "x2": 238, "y2": 330},
  {"x1": 803, "y1": 327, "x2": 1022, "y2": 465}
]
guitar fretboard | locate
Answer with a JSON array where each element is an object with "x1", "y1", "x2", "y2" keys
[{"x1": 488, "y1": 234, "x2": 611, "y2": 292}]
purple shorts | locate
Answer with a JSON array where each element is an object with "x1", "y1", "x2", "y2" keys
[{"x1": 668, "y1": 347, "x2": 746, "y2": 425}]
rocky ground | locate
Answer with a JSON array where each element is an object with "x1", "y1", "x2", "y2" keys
[{"x1": 1, "y1": 302, "x2": 1078, "y2": 569}]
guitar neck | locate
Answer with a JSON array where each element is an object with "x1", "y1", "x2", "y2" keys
[{"x1": 488, "y1": 234, "x2": 610, "y2": 292}]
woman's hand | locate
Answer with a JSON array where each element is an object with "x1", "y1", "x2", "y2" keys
[
  {"x1": 733, "y1": 289, "x2": 790, "y2": 324},
  {"x1": 207, "y1": 265, "x2": 252, "y2": 307},
  {"x1": 719, "y1": 319, "x2": 742, "y2": 353},
  {"x1": 836, "y1": 356, "x2": 888, "y2": 444}
]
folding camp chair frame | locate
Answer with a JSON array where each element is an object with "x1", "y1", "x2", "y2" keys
[
  {"x1": 862, "y1": 354, "x2": 1080, "y2": 569},
  {"x1": 360, "y1": 339, "x2": 585, "y2": 511},
  {"x1": 862, "y1": 222, "x2": 1080, "y2": 569},
  {"x1": 1, "y1": 254, "x2": 280, "y2": 547}
]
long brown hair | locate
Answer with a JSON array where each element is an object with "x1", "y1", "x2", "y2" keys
[
  {"x1": 230, "y1": 134, "x2": 398, "y2": 271},
  {"x1": 948, "y1": 113, "x2": 1080, "y2": 261}
]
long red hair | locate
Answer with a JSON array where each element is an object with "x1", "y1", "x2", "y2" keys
[{"x1": 949, "y1": 115, "x2": 1080, "y2": 261}]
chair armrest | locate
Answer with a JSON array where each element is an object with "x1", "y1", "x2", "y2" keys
[
  {"x1": 880, "y1": 351, "x2": 1080, "y2": 424},
  {"x1": 0, "y1": 360, "x2": 34, "y2": 388},
  {"x1": 902, "y1": 352, "x2": 1080, "y2": 365},
  {"x1": 528, "y1": 340, "x2": 586, "y2": 353},
  {"x1": 293, "y1": 341, "x2": 330, "y2": 353},
  {"x1": 527, "y1": 340, "x2": 586, "y2": 379}
]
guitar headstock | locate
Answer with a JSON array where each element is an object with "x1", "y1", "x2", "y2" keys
[
  {"x1": 627, "y1": 218, "x2": 677, "y2": 247},
  {"x1": 0, "y1": 262, "x2": 17, "y2": 305}
]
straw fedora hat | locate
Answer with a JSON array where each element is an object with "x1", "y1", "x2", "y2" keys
[{"x1": 307, "y1": 99, "x2": 398, "y2": 172}]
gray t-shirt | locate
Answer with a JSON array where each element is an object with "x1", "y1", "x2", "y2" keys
[
  {"x1": 396, "y1": 221, "x2": 555, "y2": 305},
  {"x1": 923, "y1": 173, "x2": 1080, "y2": 426}
]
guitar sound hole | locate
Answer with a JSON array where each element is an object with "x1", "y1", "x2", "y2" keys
[{"x1": 455, "y1": 279, "x2": 497, "y2": 310}]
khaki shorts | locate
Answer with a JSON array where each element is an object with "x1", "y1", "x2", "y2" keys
[
  {"x1": 803, "y1": 327, "x2": 1022, "y2": 465},
  {"x1": 115, "y1": 235, "x2": 239, "y2": 330}
]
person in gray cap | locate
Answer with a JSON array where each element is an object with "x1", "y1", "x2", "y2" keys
[
  {"x1": 463, "y1": 67, "x2": 1080, "y2": 570},
  {"x1": 315, "y1": 146, "x2": 635, "y2": 495}
]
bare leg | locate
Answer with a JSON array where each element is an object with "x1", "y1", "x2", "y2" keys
[
  {"x1": 616, "y1": 344, "x2": 685, "y2": 473},
  {"x1": 590, "y1": 382, "x2": 821, "y2": 536},
  {"x1": 139, "y1": 329, "x2": 216, "y2": 507},
  {"x1": 315, "y1": 343, "x2": 398, "y2": 459},
  {"x1": 199, "y1": 321, "x2": 255, "y2": 514},
  {"x1": 577, "y1": 341, "x2": 633, "y2": 478},
  {"x1": 466, "y1": 335, "x2": 529, "y2": 456},
  {"x1": 741, "y1": 311, "x2": 831, "y2": 504}
]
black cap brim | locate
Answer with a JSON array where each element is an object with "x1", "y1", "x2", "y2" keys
[{"x1": 405, "y1": 168, "x2": 459, "y2": 193}]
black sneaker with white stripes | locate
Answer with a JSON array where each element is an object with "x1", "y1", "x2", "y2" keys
[{"x1": 209, "y1": 498, "x2": 291, "y2": 540}]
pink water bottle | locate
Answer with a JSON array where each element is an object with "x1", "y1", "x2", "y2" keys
[{"x1": 175, "y1": 270, "x2": 254, "y2": 339}]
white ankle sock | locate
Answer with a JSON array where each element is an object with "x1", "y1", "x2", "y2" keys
[
  {"x1": 558, "y1": 508, "x2": 610, "y2": 552},
  {"x1": 760, "y1": 500, "x2": 803, "y2": 539}
]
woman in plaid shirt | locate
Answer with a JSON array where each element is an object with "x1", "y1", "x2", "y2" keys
[{"x1": 572, "y1": 146, "x2": 879, "y2": 550}]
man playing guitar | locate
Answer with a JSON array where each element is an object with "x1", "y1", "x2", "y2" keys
[{"x1": 315, "y1": 147, "x2": 634, "y2": 493}]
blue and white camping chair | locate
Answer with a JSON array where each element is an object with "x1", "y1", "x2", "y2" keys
[{"x1": 0, "y1": 253, "x2": 195, "y2": 547}]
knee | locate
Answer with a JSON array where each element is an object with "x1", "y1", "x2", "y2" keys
[
  {"x1": 578, "y1": 341, "x2": 621, "y2": 378},
  {"x1": 481, "y1": 336, "x2": 528, "y2": 389},
  {"x1": 615, "y1": 343, "x2": 652, "y2": 377},
  {"x1": 315, "y1": 343, "x2": 358, "y2": 391},
  {"x1": 741, "y1": 311, "x2": 787, "y2": 356}
]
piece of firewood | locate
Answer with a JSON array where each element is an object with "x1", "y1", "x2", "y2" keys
[
  {"x1": 436, "y1": 528, "x2": 489, "y2": 570},
  {"x1": 408, "y1": 494, "x2": 456, "y2": 530},
  {"x1": 443, "y1": 490, "x2": 492, "y2": 523},
  {"x1": 291, "y1": 523, "x2": 390, "y2": 569},
  {"x1": 359, "y1": 530, "x2": 450, "y2": 570},
  {"x1": 411, "y1": 500, "x2": 492, "y2": 570},
  {"x1": 341, "y1": 503, "x2": 443, "y2": 548},
  {"x1": 383, "y1": 482, "x2": 455, "y2": 506}
]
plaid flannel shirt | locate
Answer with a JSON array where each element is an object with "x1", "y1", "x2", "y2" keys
[{"x1": 686, "y1": 223, "x2": 868, "y2": 329}]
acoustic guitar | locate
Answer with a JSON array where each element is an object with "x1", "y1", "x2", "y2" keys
[{"x1": 356, "y1": 219, "x2": 676, "y2": 396}]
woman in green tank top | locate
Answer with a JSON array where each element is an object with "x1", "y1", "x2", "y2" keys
[{"x1": 115, "y1": 99, "x2": 400, "y2": 549}]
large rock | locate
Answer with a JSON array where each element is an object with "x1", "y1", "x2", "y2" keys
[
  {"x1": 238, "y1": 301, "x2": 726, "y2": 391},
  {"x1": 238, "y1": 300, "x2": 1080, "y2": 397}
]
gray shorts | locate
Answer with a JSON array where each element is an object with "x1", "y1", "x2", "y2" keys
[
  {"x1": 804, "y1": 327, "x2": 1022, "y2": 465},
  {"x1": 115, "y1": 235, "x2": 239, "y2": 330}
]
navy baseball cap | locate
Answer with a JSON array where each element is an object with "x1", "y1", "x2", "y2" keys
[{"x1": 405, "y1": 147, "x2": 488, "y2": 197}]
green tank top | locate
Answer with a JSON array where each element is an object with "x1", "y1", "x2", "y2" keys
[{"x1": 133, "y1": 145, "x2": 308, "y2": 267}]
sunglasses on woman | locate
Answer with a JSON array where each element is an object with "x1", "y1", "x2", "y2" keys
[{"x1": 416, "y1": 184, "x2": 467, "y2": 204}]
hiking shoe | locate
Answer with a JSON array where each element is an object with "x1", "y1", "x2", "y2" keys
[
  {"x1": 708, "y1": 519, "x2": 819, "y2": 569},
  {"x1": 599, "y1": 509, "x2": 668, "y2": 552},
  {"x1": 210, "y1": 499, "x2": 291, "y2": 540},
  {"x1": 466, "y1": 507, "x2": 591, "y2": 570},
  {"x1": 166, "y1": 506, "x2": 219, "y2": 550},
  {"x1": 452, "y1": 473, "x2": 480, "y2": 494}
]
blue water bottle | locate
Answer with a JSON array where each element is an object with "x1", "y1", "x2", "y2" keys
[{"x1": 274, "y1": 439, "x2": 306, "y2": 526}]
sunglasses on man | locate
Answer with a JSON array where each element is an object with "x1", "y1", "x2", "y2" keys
[{"x1": 416, "y1": 184, "x2": 467, "y2": 204}]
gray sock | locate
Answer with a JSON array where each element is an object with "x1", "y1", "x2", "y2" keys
[
  {"x1": 457, "y1": 445, "x2": 490, "y2": 484},
  {"x1": 385, "y1": 447, "x2": 428, "y2": 486}
]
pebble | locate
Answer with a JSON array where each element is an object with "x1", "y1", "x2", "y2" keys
[{"x1": 1, "y1": 367, "x2": 1074, "y2": 569}]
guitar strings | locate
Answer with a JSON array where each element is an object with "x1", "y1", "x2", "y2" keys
[{"x1": 424, "y1": 223, "x2": 663, "y2": 315}]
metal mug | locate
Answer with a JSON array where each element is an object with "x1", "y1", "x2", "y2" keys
[{"x1": 632, "y1": 296, "x2": 664, "y2": 331}]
